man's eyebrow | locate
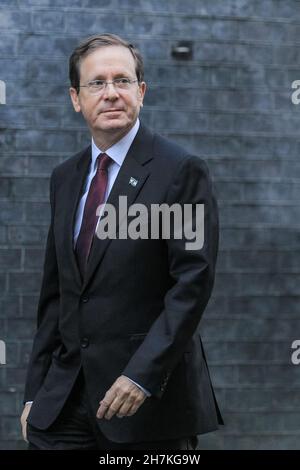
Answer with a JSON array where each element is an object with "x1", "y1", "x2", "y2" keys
[{"x1": 90, "y1": 72, "x2": 131, "y2": 80}]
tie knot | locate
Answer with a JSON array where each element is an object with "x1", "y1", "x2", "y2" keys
[{"x1": 97, "y1": 153, "x2": 112, "y2": 171}]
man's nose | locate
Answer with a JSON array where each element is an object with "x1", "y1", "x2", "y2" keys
[{"x1": 103, "y1": 82, "x2": 119, "y2": 100}]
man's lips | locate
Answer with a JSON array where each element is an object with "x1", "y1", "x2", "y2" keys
[{"x1": 100, "y1": 109, "x2": 124, "y2": 114}]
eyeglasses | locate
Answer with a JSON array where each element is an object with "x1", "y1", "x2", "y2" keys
[{"x1": 79, "y1": 78, "x2": 139, "y2": 95}]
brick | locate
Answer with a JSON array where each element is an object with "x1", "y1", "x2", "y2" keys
[
  {"x1": 224, "y1": 411, "x2": 300, "y2": 433},
  {"x1": 27, "y1": 156, "x2": 61, "y2": 175},
  {"x1": 146, "y1": 64, "x2": 211, "y2": 86},
  {"x1": 31, "y1": 11, "x2": 64, "y2": 32},
  {"x1": 2, "y1": 130, "x2": 80, "y2": 153},
  {"x1": 208, "y1": 365, "x2": 238, "y2": 388},
  {"x1": 26, "y1": 58, "x2": 67, "y2": 83},
  {"x1": 61, "y1": 107, "x2": 87, "y2": 129},
  {"x1": 19, "y1": 35, "x2": 77, "y2": 58},
  {"x1": 19, "y1": 340, "x2": 34, "y2": 366},
  {"x1": 202, "y1": 318, "x2": 300, "y2": 341},
  {"x1": 0, "y1": 179, "x2": 10, "y2": 198},
  {"x1": 197, "y1": 433, "x2": 223, "y2": 450},
  {"x1": 24, "y1": 248, "x2": 45, "y2": 270},
  {"x1": 219, "y1": 204, "x2": 300, "y2": 226},
  {"x1": 126, "y1": 15, "x2": 157, "y2": 35},
  {"x1": 82, "y1": 0, "x2": 112, "y2": 7},
  {"x1": 238, "y1": 21, "x2": 288, "y2": 43},
  {"x1": 0, "y1": 106, "x2": 35, "y2": 128},
  {"x1": 235, "y1": 44, "x2": 274, "y2": 66},
  {"x1": 163, "y1": 16, "x2": 211, "y2": 38},
  {"x1": 0, "y1": 202, "x2": 24, "y2": 224},
  {"x1": 0, "y1": 392, "x2": 17, "y2": 415},
  {"x1": 6, "y1": 177, "x2": 49, "y2": 201},
  {"x1": 222, "y1": 435, "x2": 300, "y2": 451},
  {"x1": 21, "y1": 294, "x2": 39, "y2": 319},
  {"x1": 0, "y1": 59, "x2": 26, "y2": 81},
  {"x1": 6, "y1": 81, "x2": 70, "y2": 105},
  {"x1": 144, "y1": 86, "x2": 170, "y2": 107},
  {"x1": 234, "y1": 0, "x2": 300, "y2": 18},
  {"x1": 216, "y1": 181, "x2": 300, "y2": 203},
  {"x1": 0, "y1": 10, "x2": 30, "y2": 31},
  {"x1": 274, "y1": 45, "x2": 300, "y2": 66},
  {"x1": 0, "y1": 33, "x2": 18, "y2": 56},
  {"x1": 5, "y1": 367, "x2": 27, "y2": 388},
  {"x1": 207, "y1": 295, "x2": 300, "y2": 317},
  {"x1": 4, "y1": 341, "x2": 20, "y2": 366},
  {"x1": 21, "y1": 0, "x2": 84, "y2": 6},
  {"x1": 204, "y1": 341, "x2": 293, "y2": 365},
  {"x1": 139, "y1": 40, "x2": 170, "y2": 61},
  {"x1": 0, "y1": 295, "x2": 20, "y2": 318},
  {"x1": 65, "y1": 12, "x2": 126, "y2": 34},
  {"x1": 0, "y1": 368, "x2": 5, "y2": 388},
  {"x1": 0, "y1": 441, "x2": 27, "y2": 450},
  {"x1": 237, "y1": 364, "x2": 300, "y2": 387},
  {"x1": 0, "y1": 0, "x2": 18, "y2": 5},
  {"x1": 220, "y1": 90, "x2": 272, "y2": 111},
  {"x1": 210, "y1": 66, "x2": 236, "y2": 87},
  {"x1": 0, "y1": 226, "x2": 6, "y2": 243},
  {"x1": 209, "y1": 159, "x2": 300, "y2": 179},
  {"x1": 194, "y1": 43, "x2": 236, "y2": 63},
  {"x1": 24, "y1": 202, "x2": 50, "y2": 224},
  {"x1": 116, "y1": 0, "x2": 172, "y2": 12},
  {"x1": 151, "y1": 110, "x2": 209, "y2": 132},
  {"x1": 1, "y1": 417, "x2": 23, "y2": 440},
  {"x1": 215, "y1": 272, "x2": 300, "y2": 296},
  {"x1": 210, "y1": 114, "x2": 234, "y2": 132},
  {"x1": 0, "y1": 249, "x2": 22, "y2": 271},
  {"x1": 221, "y1": 389, "x2": 300, "y2": 412},
  {"x1": 211, "y1": 20, "x2": 238, "y2": 40},
  {"x1": 8, "y1": 272, "x2": 42, "y2": 294},
  {"x1": 8, "y1": 225, "x2": 48, "y2": 245},
  {"x1": 0, "y1": 156, "x2": 27, "y2": 176},
  {"x1": 174, "y1": 0, "x2": 235, "y2": 15},
  {"x1": 6, "y1": 319, "x2": 36, "y2": 340},
  {"x1": 225, "y1": 249, "x2": 299, "y2": 271}
]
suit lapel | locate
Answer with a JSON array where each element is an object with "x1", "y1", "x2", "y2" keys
[
  {"x1": 63, "y1": 146, "x2": 92, "y2": 287},
  {"x1": 82, "y1": 124, "x2": 154, "y2": 291}
]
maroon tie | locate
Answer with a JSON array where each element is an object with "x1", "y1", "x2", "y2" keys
[{"x1": 75, "y1": 152, "x2": 112, "y2": 275}]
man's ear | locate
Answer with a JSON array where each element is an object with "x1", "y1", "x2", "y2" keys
[
  {"x1": 69, "y1": 87, "x2": 81, "y2": 113},
  {"x1": 138, "y1": 82, "x2": 147, "y2": 107}
]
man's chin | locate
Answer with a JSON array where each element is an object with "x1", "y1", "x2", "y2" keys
[{"x1": 96, "y1": 118, "x2": 130, "y2": 132}]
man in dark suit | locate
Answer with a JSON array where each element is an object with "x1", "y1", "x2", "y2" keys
[{"x1": 21, "y1": 33, "x2": 222, "y2": 450}]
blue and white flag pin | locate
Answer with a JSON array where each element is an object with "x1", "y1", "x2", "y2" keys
[{"x1": 129, "y1": 177, "x2": 138, "y2": 187}]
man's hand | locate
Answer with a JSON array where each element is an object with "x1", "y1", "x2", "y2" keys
[
  {"x1": 96, "y1": 375, "x2": 147, "y2": 420},
  {"x1": 20, "y1": 403, "x2": 32, "y2": 442}
]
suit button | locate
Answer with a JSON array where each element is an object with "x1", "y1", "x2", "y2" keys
[
  {"x1": 81, "y1": 337, "x2": 89, "y2": 348},
  {"x1": 82, "y1": 296, "x2": 89, "y2": 303}
]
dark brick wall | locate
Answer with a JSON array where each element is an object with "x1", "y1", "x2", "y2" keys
[{"x1": 0, "y1": 0, "x2": 300, "y2": 450}]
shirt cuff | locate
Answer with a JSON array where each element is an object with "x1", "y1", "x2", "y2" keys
[{"x1": 124, "y1": 376, "x2": 151, "y2": 397}]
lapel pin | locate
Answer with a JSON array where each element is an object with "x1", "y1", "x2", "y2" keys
[{"x1": 129, "y1": 177, "x2": 138, "y2": 187}]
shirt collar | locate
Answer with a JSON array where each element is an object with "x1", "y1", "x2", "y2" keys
[{"x1": 91, "y1": 118, "x2": 140, "y2": 170}]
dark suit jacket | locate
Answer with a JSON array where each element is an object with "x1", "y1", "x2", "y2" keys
[{"x1": 24, "y1": 123, "x2": 223, "y2": 443}]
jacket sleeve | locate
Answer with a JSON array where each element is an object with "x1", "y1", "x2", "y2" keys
[
  {"x1": 122, "y1": 155, "x2": 219, "y2": 398},
  {"x1": 23, "y1": 170, "x2": 61, "y2": 403}
]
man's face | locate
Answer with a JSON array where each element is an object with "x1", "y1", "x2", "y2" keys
[{"x1": 70, "y1": 45, "x2": 146, "y2": 137}]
